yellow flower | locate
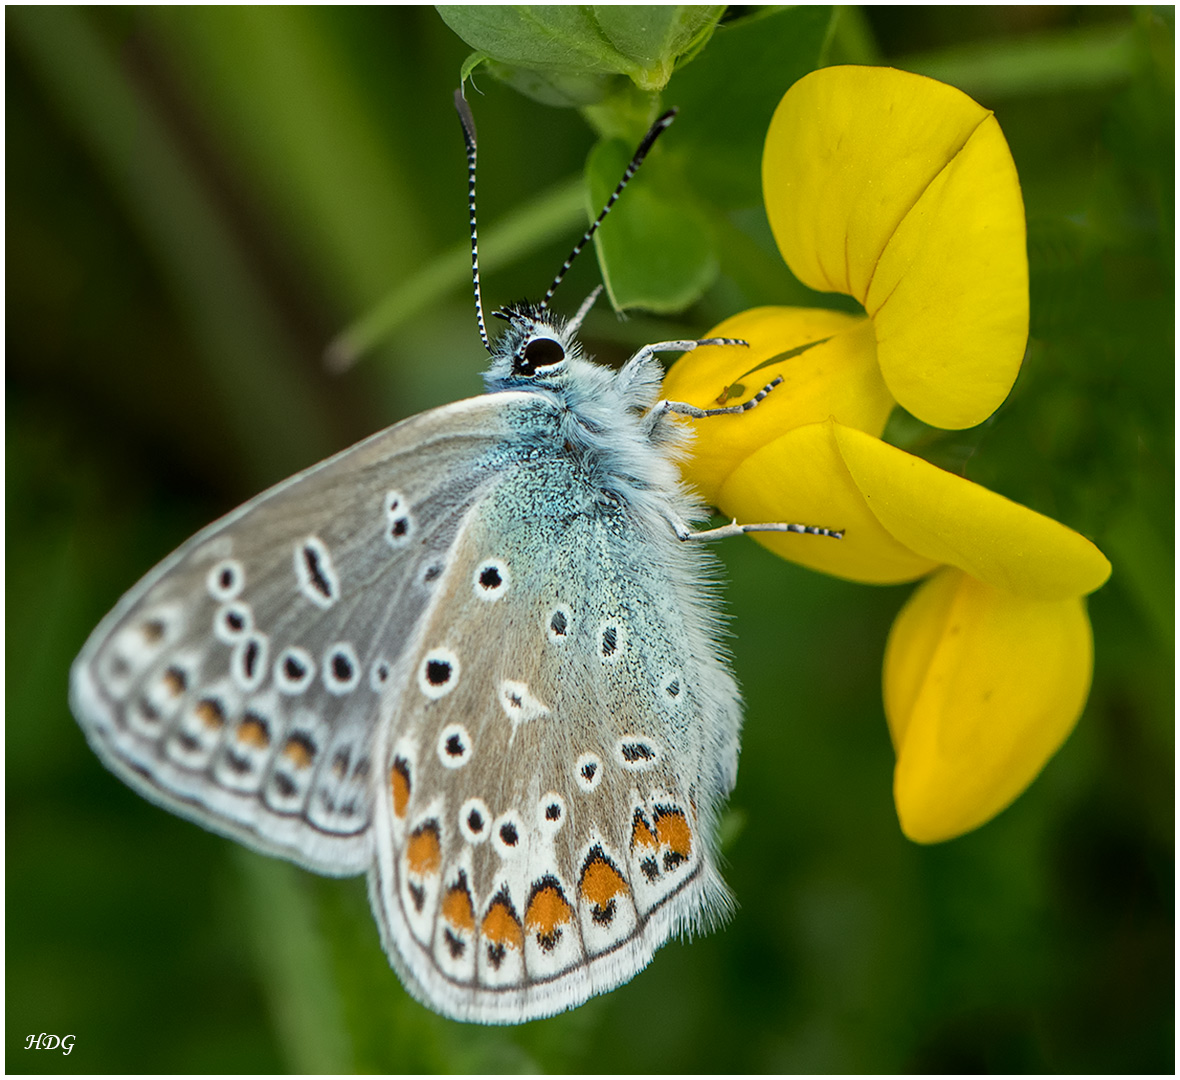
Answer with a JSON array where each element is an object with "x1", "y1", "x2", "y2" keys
[{"x1": 664, "y1": 66, "x2": 1111, "y2": 843}]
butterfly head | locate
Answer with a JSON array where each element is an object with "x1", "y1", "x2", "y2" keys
[
  {"x1": 456, "y1": 91, "x2": 676, "y2": 397},
  {"x1": 484, "y1": 301, "x2": 581, "y2": 391}
]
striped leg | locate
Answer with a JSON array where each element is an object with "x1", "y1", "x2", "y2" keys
[
  {"x1": 673, "y1": 519, "x2": 844, "y2": 542},
  {"x1": 658, "y1": 374, "x2": 844, "y2": 542}
]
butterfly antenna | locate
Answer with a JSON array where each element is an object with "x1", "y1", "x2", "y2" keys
[
  {"x1": 539, "y1": 108, "x2": 678, "y2": 312},
  {"x1": 454, "y1": 89, "x2": 491, "y2": 354},
  {"x1": 566, "y1": 284, "x2": 603, "y2": 337}
]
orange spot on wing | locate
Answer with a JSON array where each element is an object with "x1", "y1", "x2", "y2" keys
[
  {"x1": 390, "y1": 757, "x2": 411, "y2": 818},
  {"x1": 194, "y1": 699, "x2": 225, "y2": 731},
  {"x1": 481, "y1": 895, "x2": 523, "y2": 951},
  {"x1": 407, "y1": 821, "x2": 441, "y2": 877},
  {"x1": 283, "y1": 736, "x2": 314, "y2": 770},
  {"x1": 442, "y1": 883, "x2": 475, "y2": 932},
  {"x1": 162, "y1": 667, "x2": 186, "y2": 696},
  {"x1": 581, "y1": 851, "x2": 629, "y2": 909},
  {"x1": 631, "y1": 811, "x2": 658, "y2": 852},
  {"x1": 655, "y1": 807, "x2": 692, "y2": 858},
  {"x1": 237, "y1": 716, "x2": 270, "y2": 749},
  {"x1": 525, "y1": 880, "x2": 573, "y2": 937}
]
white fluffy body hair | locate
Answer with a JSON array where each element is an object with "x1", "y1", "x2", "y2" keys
[{"x1": 482, "y1": 301, "x2": 743, "y2": 937}]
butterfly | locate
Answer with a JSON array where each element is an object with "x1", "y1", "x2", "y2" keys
[{"x1": 69, "y1": 90, "x2": 840, "y2": 1024}]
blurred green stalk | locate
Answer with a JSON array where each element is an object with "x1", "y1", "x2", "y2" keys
[
  {"x1": 326, "y1": 175, "x2": 586, "y2": 369},
  {"x1": 235, "y1": 852, "x2": 353, "y2": 1073},
  {"x1": 900, "y1": 22, "x2": 1138, "y2": 99},
  {"x1": 10, "y1": 6, "x2": 332, "y2": 484}
]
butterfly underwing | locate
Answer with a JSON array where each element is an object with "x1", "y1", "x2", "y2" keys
[{"x1": 69, "y1": 94, "x2": 838, "y2": 1024}]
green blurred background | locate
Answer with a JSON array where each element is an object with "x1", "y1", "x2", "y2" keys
[{"x1": 7, "y1": 6, "x2": 1173, "y2": 1072}]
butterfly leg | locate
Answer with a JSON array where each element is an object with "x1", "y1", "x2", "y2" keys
[
  {"x1": 655, "y1": 375, "x2": 783, "y2": 420},
  {"x1": 655, "y1": 373, "x2": 842, "y2": 539},
  {"x1": 672, "y1": 518, "x2": 844, "y2": 542},
  {"x1": 629, "y1": 336, "x2": 749, "y2": 372},
  {"x1": 632, "y1": 335, "x2": 741, "y2": 365}
]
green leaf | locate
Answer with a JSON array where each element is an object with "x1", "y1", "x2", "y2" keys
[
  {"x1": 438, "y1": 5, "x2": 726, "y2": 103},
  {"x1": 594, "y1": 5, "x2": 724, "y2": 89},
  {"x1": 482, "y1": 58, "x2": 625, "y2": 108},
  {"x1": 579, "y1": 78, "x2": 664, "y2": 141},
  {"x1": 437, "y1": 6, "x2": 640, "y2": 76},
  {"x1": 595, "y1": 6, "x2": 722, "y2": 66},
  {"x1": 588, "y1": 137, "x2": 716, "y2": 312}
]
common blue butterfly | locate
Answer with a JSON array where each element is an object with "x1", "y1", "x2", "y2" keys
[{"x1": 69, "y1": 91, "x2": 840, "y2": 1023}]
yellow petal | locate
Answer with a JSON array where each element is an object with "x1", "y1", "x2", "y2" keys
[
  {"x1": 885, "y1": 568, "x2": 1094, "y2": 843},
  {"x1": 831, "y1": 424, "x2": 1112, "y2": 600},
  {"x1": 664, "y1": 307, "x2": 893, "y2": 503},
  {"x1": 718, "y1": 420, "x2": 939, "y2": 584},
  {"x1": 764, "y1": 66, "x2": 1028, "y2": 429}
]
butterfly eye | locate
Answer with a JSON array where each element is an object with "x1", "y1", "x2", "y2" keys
[{"x1": 514, "y1": 337, "x2": 565, "y2": 376}]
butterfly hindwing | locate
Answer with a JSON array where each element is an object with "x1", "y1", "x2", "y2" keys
[
  {"x1": 69, "y1": 393, "x2": 534, "y2": 875},
  {"x1": 369, "y1": 421, "x2": 741, "y2": 1022}
]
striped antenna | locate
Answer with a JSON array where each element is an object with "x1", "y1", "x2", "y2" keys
[
  {"x1": 454, "y1": 89, "x2": 491, "y2": 353},
  {"x1": 539, "y1": 108, "x2": 678, "y2": 312}
]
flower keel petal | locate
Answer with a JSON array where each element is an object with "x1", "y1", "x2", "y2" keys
[
  {"x1": 885, "y1": 568, "x2": 1094, "y2": 843},
  {"x1": 718, "y1": 421, "x2": 938, "y2": 584},
  {"x1": 831, "y1": 425, "x2": 1112, "y2": 600}
]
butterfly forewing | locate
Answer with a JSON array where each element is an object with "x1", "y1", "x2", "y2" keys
[
  {"x1": 70, "y1": 393, "x2": 534, "y2": 875},
  {"x1": 368, "y1": 426, "x2": 740, "y2": 1022}
]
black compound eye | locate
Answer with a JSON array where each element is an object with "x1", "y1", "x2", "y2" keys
[{"x1": 515, "y1": 337, "x2": 565, "y2": 376}]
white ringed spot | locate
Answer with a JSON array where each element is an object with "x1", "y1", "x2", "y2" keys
[
  {"x1": 459, "y1": 798, "x2": 491, "y2": 844},
  {"x1": 206, "y1": 558, "x2": 245, "y2": 602},
  {"x1": 295, "y1": 536, "x2": 339, "y2": 609},
  {"x1": 497, "y1": 679, "x2": 549, "y2": 726},
  {"x1": 213, "y1": 602, "x2": 253, "y2": 645},
  {"x1": 492, "y1": 810, "x2": 527, "y2": 859},
  {"x1": 537, "y1": 793, "x2": 566, "y2": 834},
  {"x1": 274, "y1": 646, "x2": 315, "y2": 694},
  {"x1": 472, "y1": 557, "x2": 511, "y2": 601},
  {"x1": 384, "y1": 491, "x2": 413, "y2": 547},
  {"x1": 369, "y1": 657, "x2": 392, "y2": 692},
  {"x1": 437, "y1": 723, "x2": 473, "y2": 769},
  {"x1": 418, "y1": 648, "x2": 460, "y2": 699},
  {"x1": 574, "y1": 752, "x2": 603, "y2": 793},
  {"x1": 231, "y1": 632, "x2": 269, "y2": 692},
  {"x1": 616, "y1": 735, "x2": 662, "y2": 772},
  {"x1": 323, "y1": 642, "x2": 360, "y2": 695}
]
